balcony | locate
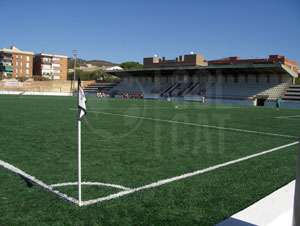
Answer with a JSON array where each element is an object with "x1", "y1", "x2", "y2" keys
[
  {"x1": 5, "y1": 66, "x2": 13, "y2": 71},
  {"x1": 42, "y1": 58, "x2": 53, "y2": 64},
  {"x1": 0, "y1": 66, "x2": 13, "y2": 72},
  {"x1": 0, "y1": 72, "x2": 13, "y2": 77},
  {"x1": 0, "y1": 57, "x2": 12, "y2": 61}
]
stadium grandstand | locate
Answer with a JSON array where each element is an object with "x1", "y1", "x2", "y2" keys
[{"x1": 102, "y1": 53, "x2": 299, "y2": 105}]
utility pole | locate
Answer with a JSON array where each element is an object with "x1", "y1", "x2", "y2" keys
[{"x1": 72, "y1": 50, "x2": 77, "y2": 96}]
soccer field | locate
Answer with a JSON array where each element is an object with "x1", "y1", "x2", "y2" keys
[{"x1": 0, "y1": 95, "x2": 299, "y2": 225}]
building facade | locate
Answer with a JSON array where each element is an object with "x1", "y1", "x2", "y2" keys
[
  {"x1": 0, "y1": 46, "x2": 34, "y2": 78},
  {"x1": 33, "y1": 53, "x2": 68, "y2": 80}
]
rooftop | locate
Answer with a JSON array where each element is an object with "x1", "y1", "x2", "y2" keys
[
  {"x1": 106, "y1": 63, "x2": 298, "y2": 78},
  {"x1": 35, "y1": 53, "x2": 68, "y2": 58},
  {"x1": 0, "y1": 46, "x2": 34, "y2": 55}
]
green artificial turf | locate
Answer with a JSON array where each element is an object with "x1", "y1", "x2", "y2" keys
[{"x1": 0, "y1": 95, "x2": 299, "y2": 225}]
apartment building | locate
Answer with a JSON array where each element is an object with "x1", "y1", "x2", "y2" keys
[
  {"x1": 33, "y1": 53, "x2": 68, "y2": 80},
  {"x1": 0, "y1": 46, "x2": 34, "y2": 78}
]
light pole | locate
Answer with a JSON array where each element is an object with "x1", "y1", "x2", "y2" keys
[{"x1": 73, "y1": 50, "x2": 77, "y2": 96}]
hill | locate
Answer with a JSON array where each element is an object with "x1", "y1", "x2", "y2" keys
[{"x1": 68, "y1": 58, "x2": 118, "y2": 69}]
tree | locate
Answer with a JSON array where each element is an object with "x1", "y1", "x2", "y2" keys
[
  {"x1": 120, "y1": 61, "x2": 142, "y2": 69},
  {"x1": 91, "y1": 70, "x2": 120, "y2": 82},
  {"x1": 67, "y1": 69, "x2": 120, "y2": 82},
  {"x1": 67, "y1": 69, "x2": 90, "y2": 81}
]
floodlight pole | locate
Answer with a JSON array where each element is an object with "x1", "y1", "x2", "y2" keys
[{"x1": 73, "y1": 50, "x2": 77, "y2": 96}]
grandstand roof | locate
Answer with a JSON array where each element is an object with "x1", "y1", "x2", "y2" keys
[{"x1": 105, "y1": 63, "x2": 298, "y2": 78}]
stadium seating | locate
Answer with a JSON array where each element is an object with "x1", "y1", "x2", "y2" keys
[
  {"x1": 109, "y1": 79, "x2": 290, "y2": 101},
  {"x1": 282, "y1": 84, "x2": 300, "y2": 102},
  {"x1": 110, "y1": 82, "x2": 172, "y2": 95},
  {"x1": 200, "y1": 82, "x2": 289, "y2": 100},
  {"x1": 83, "y1": 83, "x2": 118, "y2": 93}
]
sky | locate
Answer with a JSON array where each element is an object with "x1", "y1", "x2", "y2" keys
[{"x1": 1, "y1": 0, "x2": 300, "y2": 64}]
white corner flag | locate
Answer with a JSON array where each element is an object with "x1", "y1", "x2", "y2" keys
[
  {"x1": 77, "y1": 77, "x2": 86, "y2": 206},
  {"x1": 78, "y1": 77, "x2": 86, "y2": 121}
]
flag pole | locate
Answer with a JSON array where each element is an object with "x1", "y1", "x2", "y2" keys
[
  {"x1": 77, "y1": 76, "x2": 86, "y2": 207},
  {"x1": 78, "y1": 119, "x2": 82, "y2": 206}
]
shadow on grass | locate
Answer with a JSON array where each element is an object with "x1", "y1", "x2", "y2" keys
[{"x1": 215, "y1": 217, "x2": 258, "y2": 226}]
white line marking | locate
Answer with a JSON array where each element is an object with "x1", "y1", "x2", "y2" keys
[
  {"x1": 0, "y1": 160, "x2": 78, "y2": 205},
  {"x1": 276, "y1": 115, "x2": 300, "y2": 119},
  {"x1": 72, "y1": 109, "x2": 297, "y2": 139},
  {"x1": 50, "y1": 182, "x2": 131, "y2": 191},
  {"x1": 1, "y1": 141, "x2": 299, "y2": 206},
  {"x1": 90, "y1": 107, "x2": 177, "y2": 110},
  {"x1": 88, "y1": 106, "x2": 249, "y2": 110},
  {"x1": 81, "y1": 141, "x2": 299, "y2": 206}
]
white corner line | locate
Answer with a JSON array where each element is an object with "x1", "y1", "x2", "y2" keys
[
  {"x1": 1, "y1": 141, "x2": 298, "y2": 207},
  {"x1": 81, "y1": 141, "x2": 299, "y2": 206},
  {"x1": 0, "y1": 160, "x2": 78, "y2": 205},
  {"x1": 70, "y1": 109, "x2": 298, "y2": 139}
]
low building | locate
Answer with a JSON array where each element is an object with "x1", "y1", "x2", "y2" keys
[
  {"x1": 105, "y1": 66, "x2": 123, "y2": 70},
  {"x1": 143, "y1": 53, "x2": 208, "y2": 68},
  {"x1": 33, "y1": 53, "x2": 68, "y2": 80},
  {"x1": 0, "y1": 46, "x2": 34, "y2": 78},
  {"x1": 208, "y1": 55, "x2": 298, "y2": 74}
]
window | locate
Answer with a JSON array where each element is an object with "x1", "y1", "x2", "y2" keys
[
  {"x1": 26, "y1": 69, "x2": 29, "y2": 74},
  {"x1": 26, "y1": 63, "x2": 30, "y2": 68},
  {"x1": 27, "y1": 56, "x2": 30, "y2": 62}
]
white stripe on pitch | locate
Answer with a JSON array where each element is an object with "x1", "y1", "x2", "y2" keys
[
  {"x1": 81, "y1": 141, "x2": 299, "y2": 206},
  {"x1": 0, "y1": 160, "x2": 78, "y2": 205},
  {"x1": 88, "y1": 106, "x2": 249, "y2": 110},
  {"x1": 276, "y1": 115, "x2": 300, "y2": 119},
  {"x1": 81, "y1": 110, "x2": 298, "y2": 139},
  {"x1": 50, "y1": 182, "x2": 131, "y2": 191}
]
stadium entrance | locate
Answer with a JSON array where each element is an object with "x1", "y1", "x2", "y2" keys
[{"x1": 255, "y1": 95, "x2": 268, "y2": 106}]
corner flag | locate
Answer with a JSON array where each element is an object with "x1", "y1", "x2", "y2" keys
[
  {"x1": 78, "y1": 77, "x2": 86, "y2": 121},
  {"x1": 77, "y1": 77, "x2": 86, "y2": 206}
]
